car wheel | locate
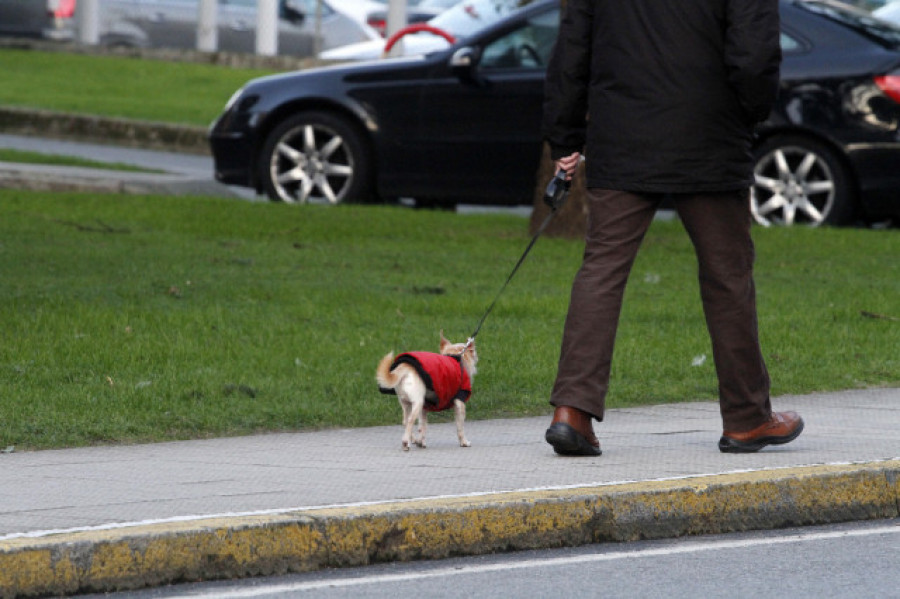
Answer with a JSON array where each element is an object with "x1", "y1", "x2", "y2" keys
[
  {"x1": 259, "y1": 111, "x2": 373, "y2": 204},
  {"x1": 751, "y1": 135, "x2": 856, "y2": 227}
]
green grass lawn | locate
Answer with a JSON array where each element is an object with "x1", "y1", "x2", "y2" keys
[
  {"x1": 2, "y1": 190, "x2": 897, "y2": 450},
  {"x1": 0, "y1": 49, "x2": 274, "y2": 126}
]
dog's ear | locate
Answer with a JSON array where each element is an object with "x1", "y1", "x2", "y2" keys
[{"x1": 439, "y1": 329, "x2": 449, "y2": 350}]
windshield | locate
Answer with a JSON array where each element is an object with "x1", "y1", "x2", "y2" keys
[
  {"x1": 429, "y1": 0, "x2": 536, "y2": 38},
  {"x1": 799, "y1": 0, "x2": 900, "y2": 48}
]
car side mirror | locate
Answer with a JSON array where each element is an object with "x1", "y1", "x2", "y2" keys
[
  {"x1": 449, "y1": 46, "x2": 487, "y2": 86},
  {"x1": 280, "y1": 0, "x2": 306, "y2": 24}
]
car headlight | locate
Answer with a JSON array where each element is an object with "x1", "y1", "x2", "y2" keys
[
  {"x1": 223, "y1": 88, "x2": 261, "y2": 114},
  {"x1": 222, "y1": 88, "x2": 246, "y2": 112}
]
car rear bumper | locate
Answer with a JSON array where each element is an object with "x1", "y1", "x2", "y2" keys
[{"x1": 846, "y1": 143, "x2": 900, "y2": 218}]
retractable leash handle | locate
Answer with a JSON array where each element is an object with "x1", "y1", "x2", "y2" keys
[
  {"x1": 543, "y1": 168, "x2": 571, "y2": 211},
  {"x1": 462, "y1": 170, "x2": 572, "y2": 353}
]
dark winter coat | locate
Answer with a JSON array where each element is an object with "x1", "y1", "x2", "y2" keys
[
  {"x1": 380, "y1": 352, "x2": 472, "y2": 412},
  {"x1": 542, "y1": 0, "x2": 782, "y2": 193}
]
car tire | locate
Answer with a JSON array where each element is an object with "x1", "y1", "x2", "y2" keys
[
  {"x1": 259, "y1": 111, "x2": 373, "y2": 204},
  {"x1": 751, "y1": 135, "x2": 856, "y2": 227}
]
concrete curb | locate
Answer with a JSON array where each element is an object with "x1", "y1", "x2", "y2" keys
[
  {"x1": 0, "y1": 161, "x2": 243, "y2": 198},
  {"x1": 2, "y1": 460, "x2": 898, "y2": 598},
  {"x1": 0, "y1": 106, "x2": 209, "y2": 156}
]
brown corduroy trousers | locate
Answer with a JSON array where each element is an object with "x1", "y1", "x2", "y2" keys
[{"x1": 549, "y1": 188, "x2": 773, "y2": 433}]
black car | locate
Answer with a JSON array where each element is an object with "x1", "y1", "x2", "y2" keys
[{"x1": 209, "y1": 0, "x2": 900, "y2": 226}]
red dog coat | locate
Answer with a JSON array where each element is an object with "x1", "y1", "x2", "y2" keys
[{"x1": 379, "y1": 351, "x2": 471, "y2": 412}]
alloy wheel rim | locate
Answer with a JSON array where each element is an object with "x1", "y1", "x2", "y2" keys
[
  {"x1": 751, "y1": 146, "x2": 836, "y2": 227},
  {"x1": 269, "y1": 123, "x2": 354, "y2": 204}
]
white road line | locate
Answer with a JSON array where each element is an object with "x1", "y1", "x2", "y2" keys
[
  {"x1": 3, "y1": 458, "x2": 896, "y2": 542},
  {"x1": 168, "y1": 523, "x2": 900, "y2": 598}
]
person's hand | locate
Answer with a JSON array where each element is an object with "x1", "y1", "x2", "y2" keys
[{"x1": 555, "y1": 152, "x2": 581, "y2": 181}]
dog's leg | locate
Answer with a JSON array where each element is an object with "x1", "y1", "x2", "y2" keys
[
  {"x1": 453, "y1": 399, "x2": 470, "y2": 447},
  {"x1": 399, "y1": 396, "x2": 411, "y2": 426},
  {"x1": 406, "y1": 396, "x2": 425, "y2": 451},
  {"x1": 398, "y1": 395, "x2": 413, "y2": 451},
  {"x1": 415, "y1": 411, "x2": 428, "y2": 448}
]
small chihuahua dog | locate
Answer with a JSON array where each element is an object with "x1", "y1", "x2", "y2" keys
[{"x1": 376, "y1": 331, "x2": 478, "y2": 451}]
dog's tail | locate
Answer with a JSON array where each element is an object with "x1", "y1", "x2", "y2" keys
[{"x1": 375, "y1": 352, "x2": 399, "y2": 390}]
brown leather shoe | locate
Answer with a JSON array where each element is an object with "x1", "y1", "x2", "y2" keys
[
  {"x1": 545, "y1": 406, "x2": 601, "y2": 456},
  {"x1": 719, "y1": 411, "x2": 804, "y2": 453}
]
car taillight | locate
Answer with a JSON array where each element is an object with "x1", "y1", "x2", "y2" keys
[
  {"x1": 48, "y1": 0, "x2": 76, "y2": 18},
  {"x1": 874, "y1": 74, "x2": 900, "y2": 104},
  {"x1": 368, "y1": 17, "x2": 387, "y2": 37}
]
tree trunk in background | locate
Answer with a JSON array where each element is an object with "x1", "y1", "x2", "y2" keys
[
  {"x1": 529, "y1": 143, "x2": 587, "y2": 239},
  {"x1": 529, "y1": 0, "x2": 585, "y2": 240}
]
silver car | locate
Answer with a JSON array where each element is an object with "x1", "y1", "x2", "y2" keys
[
  {"x1": 97, "y1": 0, "x2": 377, "y2": 56},
  {"x1": 0, "y1": 0, "x2": 76, "y2": 40}
]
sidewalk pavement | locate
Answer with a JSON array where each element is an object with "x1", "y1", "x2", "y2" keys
[{"x1": 2, "y1": 388, "x2": 898, "y2": 598}]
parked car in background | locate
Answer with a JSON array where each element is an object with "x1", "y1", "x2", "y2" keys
[
  {"x1": 320, "y1": 0, "x2": 527, "y2": 60},
  {"x1": 836, "y1": 0, "x2": 893, "y2": 10},
  {"x1": 326, "y1": 0, "x2": 382, "y2": 23},
  {"x1": 0, "y1": 0, "x2": 76, "y2": 40},
  {"x1": 754, "y1": 0, "x2": 900, "y2": 225},
  {"x1": 212, "y1": 0, "x2": 554, "y2": 205},
  {"x1": 873, "y1": 0, "x2": 900, "y2": 22},
  {"x1": 364, "y1": 0, "x2": 459, "y2": 37},
  {"x1": 210, "y1": 0, "x2": 900, "y2": 227},
  {"x1": 96, "y1": 0, "x2": 377, "y2": 56}
]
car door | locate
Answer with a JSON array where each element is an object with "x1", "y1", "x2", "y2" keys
[
  {"x1": 98, "y1": 0, "x2": 148, "y2": 47},
  {"x1": 416, "y1": 7, "x2": 560, "y2": 203},
  {"x1": 218, "y1": 0, "x2": 257, "y2": 53},
  {"x1": 133, "y1": 0, "x2": 198, "y2": 49},
  {"x1": 219, "y1": 0, "x2": 316, "y2": 56}
]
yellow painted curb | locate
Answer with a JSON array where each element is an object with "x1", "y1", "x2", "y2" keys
[{"x1": 2, "y1": 460, "x2": 898, "y2": 598}]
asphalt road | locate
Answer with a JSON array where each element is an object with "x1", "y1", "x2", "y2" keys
[
  {"x1": 0, "y1": 133, "x2": 213, "y2": 178},
  {"x1": 79, "y1": 519, "x2": 900, "y2": 598},
  {"x1": 0, "y1": 133, "x2": 536, "y2": 215}
]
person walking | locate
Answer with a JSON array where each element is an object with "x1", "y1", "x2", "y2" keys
[{"x1": 541, "y1": 0, "x2": 804, "y2": 456}]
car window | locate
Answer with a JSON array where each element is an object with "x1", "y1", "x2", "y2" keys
[
  {"x1": 430, "y1": 0, "x2": 536, "y2": 39},
  {"x1": 287, "y1": 0, "x2": 335, "y2": 17},
  {"x1": 421, "y1": 0, "x2": 462, "y2": 8},
  {"x1": 480, "y1": 7, "x2": 558, "y2": 69},
  {"x1": 781, "y1": 31, "x2": 804, "y2": 53},
  {"x1": 224, "y1": 0, "x2": 335, "y2": 18}
]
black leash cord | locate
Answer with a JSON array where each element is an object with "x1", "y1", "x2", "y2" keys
[
  {"x1": 466, "y1": 208, "x2": 558, "y2": 343},
  {"x1": 465, "y1": 170, "x2": 570, "y2": 345}
]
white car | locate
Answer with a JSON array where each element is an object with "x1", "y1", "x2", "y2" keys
[
  {"x1": 327, "y1": 0, "x2": 385, "y2": 24},
  {"x1": 873, "y1": 0, "x2": 900, "y2": 22},
  {"x1": 96, "y1": 0, "x2": 378, "y2": 57},
  {"x1": 321, "y1": 0, "x2": 532, "y2": 60}
]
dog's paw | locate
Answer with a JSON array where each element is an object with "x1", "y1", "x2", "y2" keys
[
  {"x1": 415, "y1": 439, "x2": 427, "y2": 448},
  {"x1": 460, "y1": 439, "x2": 471, "y2": 447},
  {"x1": 402, "y1": 441, "x2": 410, "y2": 451}
]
